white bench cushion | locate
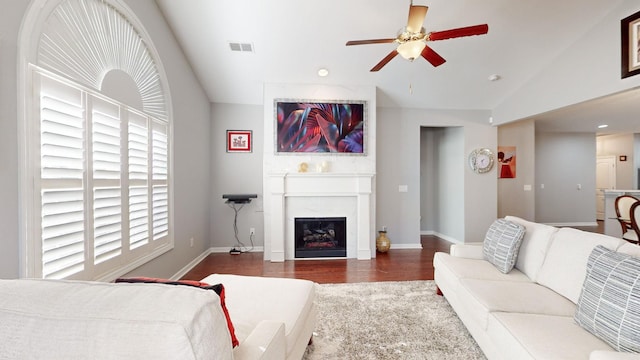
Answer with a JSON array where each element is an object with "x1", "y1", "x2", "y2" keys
[
  {"x1": 202, "y1": 274, "x2": 315, "y2": 359},
  {"x1": 0, "y1": 279, "x2": 233, "y2": 360}
]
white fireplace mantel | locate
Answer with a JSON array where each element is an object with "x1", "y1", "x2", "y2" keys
[{"x1": 266, "y1": 172, "x2": 375, "y2": 262}]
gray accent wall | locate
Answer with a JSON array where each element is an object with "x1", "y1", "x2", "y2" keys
[
  {"x1": 210, "y1": 103, "x2": 264, "y2": 250},
  {"x1": 379, "y1": 108, "x2": 496, "y2": 245},
  {"x1": 535, "y1": 132, "x2": 596, "y2": 224},
  {"x1": 497, "y1": 119, "x2": 535, "y2": 220}
]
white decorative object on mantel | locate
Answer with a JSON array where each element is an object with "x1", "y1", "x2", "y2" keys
[{"x1": 266, "y1": 172, "x2": 375, "y2": 262}]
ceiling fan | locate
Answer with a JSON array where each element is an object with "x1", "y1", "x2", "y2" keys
[{"x1": 346, "y1": 2, "x2": 489, "y2": 72}]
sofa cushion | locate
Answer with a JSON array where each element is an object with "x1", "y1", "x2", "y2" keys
[
  {"x1": 505, "y1": 216, "x2": 558, "y2": 281},
  {"x1": 0, "y1": 279, "x2": 233, "y2": 360},
  {"x1": 536, "y1": 228, "x2": 625, "y2": 303},
  {"x1": 434, "y1": 252, "x2": 531, "y2": 283},
  {"x1": 458, "y1": 278, "x2": 576, "y2": 330},
  {"x1": 487, "y1": 312, "x2": 613, "y2": 360},
  {"x1": 482, "y1": 218, "x2": 526, "y2": 273},
  {"x1": 574, "y1": 245, "x2": 640, "y2": 353},
  {"x1": 115, "y1": 277, "x2": 239, "y2": 347},
  {"x1": 617, "y1": 242, "x2": 640, "y2": 257}
]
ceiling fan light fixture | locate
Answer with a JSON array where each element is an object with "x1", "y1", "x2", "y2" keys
[{"x1": 397, "y1": 40, "x2": 426, "y2": 61}]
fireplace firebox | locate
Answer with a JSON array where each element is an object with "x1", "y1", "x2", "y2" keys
[{"x1": 294, "y1": 217, "x2": 347, "y2": 258}]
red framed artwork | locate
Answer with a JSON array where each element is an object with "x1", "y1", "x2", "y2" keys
[
  {"x1": 498, "y1": 146, "x2": 516, "y2": 179},
  {"x1": 275, "y1": 100, "x2": 366, "y2": 154},
  {"x1": 227, "y1": 130, "x2": 252, "y2": 153}
]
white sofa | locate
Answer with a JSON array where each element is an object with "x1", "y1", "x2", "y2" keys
[
  {"x1": 0, "y1": 273, "x2": 316, "y2": 360},
  {"x1": 434, "y1": 215, "x2": 640, "y2": 360}
]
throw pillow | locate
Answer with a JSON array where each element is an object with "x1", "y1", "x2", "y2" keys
[
  {"x1": 482, "y1": 218, "x2": 526, "y2": 273},
  {"x1": 115, "y1": 277, "x2": 239, "y2": 348},
  {"x1": 574, "y1": 245, "x2": 640, "y2": 353}
]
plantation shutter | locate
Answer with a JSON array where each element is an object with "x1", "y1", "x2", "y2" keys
[
  {"x1": 91, "y1": 97, "x2": 122, "y2": 264},
  {"x1": 33, "y1": 70, "x2": 172, "y2": 280},
  {"x1": 152, "y1": 122, "x2": 169, "y2": 241},
  {"x1": 40, "y1": 75, "x2": 86, "y2": 279},
  {"x1": 128, "y1": 112, "x2": 149, "y2": 250}
]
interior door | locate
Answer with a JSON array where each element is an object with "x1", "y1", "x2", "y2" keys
[{"x1": 596, "y1": 156, "x2": 616, "y2": 220}]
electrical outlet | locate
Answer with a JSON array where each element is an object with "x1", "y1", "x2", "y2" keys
[
  {"x1": 189, "y1": 237, "x2": 194, "y2": 247},
  {"x1": 249, "y1": 228, "x2": 255, "y2": 236}
]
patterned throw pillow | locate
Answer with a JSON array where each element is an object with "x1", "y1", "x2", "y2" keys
[
  {"x1": 115, "y1": 277, "x2": 239, "y2": 348},
  {"x1": 482, "y1": 218, "x2": 526, "y2": 273},
  {"x1": 574, "y1": 246, "x2": 640, "y2": 352}
]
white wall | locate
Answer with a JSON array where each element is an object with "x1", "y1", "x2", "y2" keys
[
  {"x1": 535, "y1": 132, "x2": 597, "y2": 224},
  {"x1": 493, "y1": 0, "x2": 640, "y2": 124},
  {"x1": 0, "y1": 0, "x2": 212, "y2": 279}
]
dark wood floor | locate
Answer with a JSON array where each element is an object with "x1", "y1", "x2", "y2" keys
[
  {"x1": 182, "y1": 221, "x2": 605, "y2": 284},
  {"x1": 182, "y1": 235, "x2": 450, "y2": 284}
]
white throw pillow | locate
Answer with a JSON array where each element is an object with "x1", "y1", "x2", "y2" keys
[
  {"x1": 574, "y1": 245, "x2": 640, "y2": 353},
  {"x1": 482, "y1": 218, "x2": 526, "y2": 273}
]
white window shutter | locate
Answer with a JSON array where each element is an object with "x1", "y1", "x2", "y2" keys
[
  {"x1": 128, "y1": 112, "x2": 149, "y2": 249},
  {"x1": 152, "y1": 122, "x2": 169, "y2": 241},
  {"x1": 92, "y1": 97, "x2": 122, "y2": 264},
  {"x1": 39, "y1": 75, "x2": 86, "y2": 279}
]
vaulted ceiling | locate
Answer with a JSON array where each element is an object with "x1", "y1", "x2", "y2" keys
[{"x1": 155, "y1": 0, "x2": 639, "y2": 134}]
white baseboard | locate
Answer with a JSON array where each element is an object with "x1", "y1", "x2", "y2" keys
[
  {"x1": 390, "y1": 243, "x2": 423, "y2": 250},
  {"x1": 209, "y1": 246, "x2": 264, "y2": 253},
  {"x1": 543, "y1": 222, "x2": 598, "y2": 227},
  {"x1": 170, "y1": 248, "x2": 213, "y2": 280},
  {"x1": 421, "y1": 230, "x2": 461, "y2": 244},
  {"x1": 171, "y1": 246, "x2": 265, "y2": 280}
]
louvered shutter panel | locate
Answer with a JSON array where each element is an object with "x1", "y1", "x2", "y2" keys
[
  {"x1": 128, "y1": 112, "x2": 149, "y2": 249},
  {"x1": 152, "y1": 122, "x2": 169, "y2": 240},
  {"x1": 40, "y1": 75, "x2": 86, "y2": 279},
  {"x1": 92, "y1": 97, "x2": 122, "y2": 264}
]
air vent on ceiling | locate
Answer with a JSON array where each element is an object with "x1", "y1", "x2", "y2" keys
[{"x1": 229, "y1": 42, "x2": 254, "y2": 52}]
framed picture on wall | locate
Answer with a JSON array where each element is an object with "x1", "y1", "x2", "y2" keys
[
  {"x1": 227, "y1": 130, "x2": 252, "y2": 153},
  {"x1": 274, "y1": 99, "x2": 366, "y2": 154},
  {"x1": 497, "y1": 146, "x2": 516, "y2": 179},
  {"x1": 621, "y1": 9, "x2": 640, "y2": 78}
]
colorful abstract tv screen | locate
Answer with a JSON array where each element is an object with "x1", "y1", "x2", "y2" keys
[{"x1": 275, "y1": 100, "x2": 365, "y2": 154}]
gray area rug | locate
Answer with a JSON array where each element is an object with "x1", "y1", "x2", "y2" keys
[{"x1": 302, "y1": 280, "x2": 486, "y2": 360}]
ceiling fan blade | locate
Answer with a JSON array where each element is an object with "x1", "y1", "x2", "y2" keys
[
  {"x1": 421, "y1": 45, "x2": 446, "y2": 67},
  {"x1": 370, "y1": 50, "x2": 399, "y2": 72},
  {"x1": 406, "y1": 5, "x2": 428, "y2": 33},
  {"x1": 346, "y1": 38, "x2": 396, "y2": 46},
  {"x1": 428, "y1": 24, "x2": 489, "y2": 41}
]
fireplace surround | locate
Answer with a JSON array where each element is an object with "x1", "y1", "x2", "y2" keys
[{"x1": 265, "y1": 173, "x2": 374, "y2": 261}]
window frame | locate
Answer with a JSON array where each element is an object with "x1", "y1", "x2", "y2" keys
[{"x1": 25, "y1": 66, "x2": 173, "y2": 281}]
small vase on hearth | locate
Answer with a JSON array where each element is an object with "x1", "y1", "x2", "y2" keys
[{"x1": 376, "y1": 230, "x2": 391, "y2": 253}]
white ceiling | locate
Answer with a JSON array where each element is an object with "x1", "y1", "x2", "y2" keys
[{"x1": 155, "y1": 0, "x2": 638, "y2": 134}]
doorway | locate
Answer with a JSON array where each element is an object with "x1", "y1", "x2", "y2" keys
[{"x1": 596, "y1": 156, "x2": 616, "y2": 220}]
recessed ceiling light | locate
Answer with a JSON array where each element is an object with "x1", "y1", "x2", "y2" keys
[
  {"x1": 488, "y1": 74, "x2": 501, "y2": 81},
  {"x1": 598, "y1": 124, "x2": 608, "y2": 129},
  {"x1": 317, "y1": 68, "x2": 329, "y2": 77}
]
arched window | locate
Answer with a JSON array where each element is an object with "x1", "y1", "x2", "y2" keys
[{"x1": 19, "y1": 0, "x2": 173, "y2": 280}]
